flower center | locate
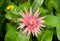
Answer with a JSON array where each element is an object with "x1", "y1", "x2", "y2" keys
[
  {"x1": 30, "y1": 20, "x2": 34, "y2": 24},
  {"x1": 29, "y1": 18, "x2": 35, "y2": 25}
]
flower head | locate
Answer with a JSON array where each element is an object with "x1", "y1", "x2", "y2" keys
[
  {"x1": 6, "y1": 5, "x2": 14, "y2": 10},
  {"x1": 18, "y1": 7, "x2": 45, "y2": 37}
]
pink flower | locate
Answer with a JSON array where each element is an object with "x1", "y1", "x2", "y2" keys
[{"x1": 18, "y1": 7, "x2": 45, "y2": 37}]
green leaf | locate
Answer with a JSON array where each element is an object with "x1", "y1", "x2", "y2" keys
[
  {"x1": 0, "y1": 0, "x2": 9, "y2": 14},
  {"x1": 5, "y1": 23, "x2": 18, "y2": 41},
  {"x1": 58, "y1": 0, "x2": 60, "y2": 11},
  {"x1": 56, "y1": 17, "x2": 60, "y2": 40},
  {"x1": 50, "y1": 0, "x2": 58, "y2": 11},
  {"x1": 39, "y1": 7, "x2": 48, "y2": 16},
  {"x1": 30, "y1": 0, "x2": 34, "y2": 5},
  {"x1": 5, "y1": 13, "x2": 19, "y2": 23},
  {"x1": 5, "y1": 2, "x2": 21, "y2": 23},
  {"x1": 45, "y1": 0, "x2": 58, "y2": 11},
  {"x1": 55, "y1": 12, "x2": 60, "y2": 40},
  {"x1": 37, "y1": 29, "x2": 46, "y2": 41},
  {"x1": 0, "y1": 0, "x2": 4, "y2": 8},
  {"x1": 13, "y1": 0, "x2": 20, "y2": 5},
  {"x1": 16, "y1": 34, "x2": 30, "y2": 41},
  {"x1": 41, "y1": 30, "x2": 53, "y2": 41},
  {"x1": 44, "y1": 15, "x2": 59, "y2": 27},
  {"x1": 45, "y1": 0, "x2": 50, "y2": 9},
  {"x1": 32, "y1": 0, "x2": 44, "y2": 13},
  {"x1": 5, "y1": 23, "x2": 30, "y2": 41},
  {"x1": 6, "y1": 23, "x2": 17, "y2": 31},
  {"x1": 56, "y1": 26, "x2": 60, "y2": 40},
  {"x1": 56, "y1": 12, "x2": 60, "y2": 16},
  {"x1": 19, "y1": 2, "x2": 30, "y2": 11}
]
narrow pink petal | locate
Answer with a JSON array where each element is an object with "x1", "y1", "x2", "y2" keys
[
  {"x1": 34, "y1": 8, "x2": 39, "y2": 17},
  {"x1": 35, "y1": 29, "x2": 39, "y2": 34},
  {"x1": 40, "y1": 20, "x2": 45, "y2": 23},
  {"x1": 34, "y1": 31, "x2": 38, "y2": 37},
  {"x1": 40, "y1": 25, "x2": 46, "y2": 27},
  {"x1": 37, "y1": 18, "x2": 45, "y2": 23},
  {"x1": 27, "y1": 31, "x2": 31, "y2": 37},
  {"x1": 29, "y1": 7, "x2": 32, "y2": 16},
  {"x1": 32, "y1": 29, "x2": 38, "y2": 36},
  {"x1": 32, "y1": 29, "x2": 35, "y2": 36},
  {"x1": 35, "y1": 27, "x2": 41, "y2": 33},
  {"x1": 17, "y1": 23, "x2": 25, "y2": 29},
  {"x1": 32, "y1": 32, "x2": 34, "y2": 36},
  {"x1": 24, "y1": 7, "x2": 28, "y2": 14},
  {"x1": 20, "y1": 12, "x2": 25, "y2": 18},
  {"x1": 37, "y1": 28, "x2": 41, "y2": 32},
  {"x1": 18, "y1": 18, "x2": 24, "y2": 22},
  {"x1": 40, "y1": 16, "x2": 46, "y2": 19},
  {"x1": 17, "y1": 26, "x2": 21, "y2": 29},
  {"x1": 23, "y1": 28, "x2": 28, "y2": 34}
]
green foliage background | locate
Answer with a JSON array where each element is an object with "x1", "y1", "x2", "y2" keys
[{"x1": 0, "y1": 0, "x2": 60, "y2": 41}]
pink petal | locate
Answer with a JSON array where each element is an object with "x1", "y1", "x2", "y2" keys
[
  {"x1": 31, "y1": 28, "x2": 35, "y2": 36},
  {"x1": 40, "y1": 20, "x2": 45, "y2": 23},
  {"x1": 34, "y1": 8, "x2": 39, "y2": 17},
  {"x1": 27, "y1": 30, "x2": 31, "y2": 37},
  {"x1": 29, "y1": 7, "x2": 32, "y2": 16},
  {"x1": 37, "y1": 18, "x2": 45, "y2": 23},
  {"x1": 40, "y1": 25, "x2": 46, "y2": 27},
  {"x1": 17, "y1": 23, "x2": 25, "y2": 29},
  {"x1": 20, "y1": 12, "x2": 25, "y2": 18},
  {"x1": 34, "y1": 31, "x2": 38, "y2": 37},
  {"x1": 23, "y1": 28, "x2": 28, "y2": 34},
  {"x1": 40, "y1": 16, "x2": 46, "y2": 19},
  {"x1": 36, "y1": 27, "x2": 41, "y2": 32},
  {"x1": 24, "y1": 7, "x2": 28, "y2": 14},
  {"x1": 18, "y1": 18, "x2": 24, "y2": 22}
]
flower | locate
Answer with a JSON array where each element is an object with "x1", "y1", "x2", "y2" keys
[
  {"x1": 18, "y1": 7, "x2": 45, "y2": 37},
  {"x1": 6, "y1": 5, "x2": 14, "y2": 10}
]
